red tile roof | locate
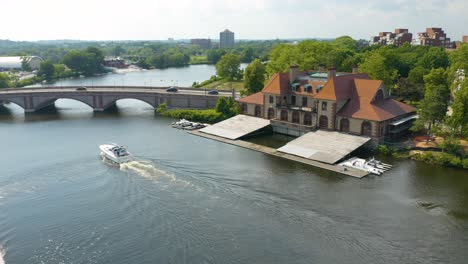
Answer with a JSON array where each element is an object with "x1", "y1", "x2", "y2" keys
[
  {"x1": 337, "y1": 79, "x2": 416, "y2": 121},
  {"x1": 237, "y1": 92, "x2": 264, "y2": 105},
  {"x1": 261, "y1": 73, "x2": 291, "y2": 95},
  {"x1": 313, "y1": 74, "x2": 370, "y2": 101}
]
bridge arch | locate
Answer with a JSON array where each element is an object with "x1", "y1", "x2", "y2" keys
[{"x1": 101, "y1": 96, "x2": 157, "y2": 110}]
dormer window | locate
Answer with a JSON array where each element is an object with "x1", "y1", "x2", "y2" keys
[
  {"x1": 304, "y1": 84, "x2": 312, "y2": 93},
  {"x1": 316, "y1": 85, "x2": 324, "y2": 93},
  {"x1": 291, "y1": 83, "x2": 300, "y2": 92}
]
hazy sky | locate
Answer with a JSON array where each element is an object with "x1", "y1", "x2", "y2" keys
[{"x1": 1, "y1": 0, "x2": 467, "y2": 41}]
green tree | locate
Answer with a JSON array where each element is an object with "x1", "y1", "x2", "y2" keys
[
  {"x1": 414, "y1": 68, "x2": 450, "y2": 137},
  {"x1": 21, "y1": 57, "x2": 32, "y2": 71},
  {"x1": 0, "y1": 73, "x2": 11, "y2": 88},
  {"x1": 359, "y1": 52, "x2": 398, "y2": 89},
  {"x1": 38, "y1": 59, "x2": 55, "y2": 81},
  {"x1": 243, "y1": 59, "x2": 266, "y2": 95},
  {"x1": 216, "y1": 53, "x2": 241, "y2": 81},
  {"x1": 207, "y1": 49, "x2": 227, "y2": 64},
  {"x1": 417, "y1": 47, "x2": 449, "y2": 70},
  {"x1": 447, "y1": 81, "x2": 468, "y2": 137},
  {"x1": 62, "y1": 47, "x2": 105, "y2": 76}
]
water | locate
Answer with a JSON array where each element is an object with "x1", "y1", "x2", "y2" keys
[
  {"x1": 28, "y1": 64, "x2": 247, "y2": 88},
  {"x1": 1, "y1": 100, "x2": 468, "y2": 264}
]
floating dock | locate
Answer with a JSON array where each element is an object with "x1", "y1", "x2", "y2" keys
[{"x1": 190, "y1": 130, "x2": 369, "y2": 178}]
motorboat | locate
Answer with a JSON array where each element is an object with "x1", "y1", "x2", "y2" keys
[
  {"x1": 99, "y1": 143, "x2": 133, "y2": 164},
  {"x1": 339, "y1": 157, "x2": 391, "y2": 175},
  {"x1": 171, "y1": 119, "x2": 206, "y2": 130}
]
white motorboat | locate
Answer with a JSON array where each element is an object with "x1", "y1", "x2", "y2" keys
[
  {"x1": 339, "y1": 157, "x2": 391, "y2": 175},
  {"x1": 99, "y1": 143, "x2": 133, "y2": 164}
]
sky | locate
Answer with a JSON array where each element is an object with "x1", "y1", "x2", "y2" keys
[{"x1": 1, "y1": 0, "x2": 467, "y2": 41}]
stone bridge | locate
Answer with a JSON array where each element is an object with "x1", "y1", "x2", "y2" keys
[{"x1": 0, "y1": 86, "x2": 235, "y2": 113}]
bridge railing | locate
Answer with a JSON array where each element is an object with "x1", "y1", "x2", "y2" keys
[{"x1": 1, "y1": 86, "x2": 234, "y2": 93}]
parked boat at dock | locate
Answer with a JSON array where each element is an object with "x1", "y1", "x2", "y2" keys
[
  {"x1": 171, "y1": 119, "x2": 206, "y2": 130},
  {"x1": 339, "y1": 157, "x2": 392, "y2": 175}
]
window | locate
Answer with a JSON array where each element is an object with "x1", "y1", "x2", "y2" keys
[
  {"x1": 291, "y1": 96, "x2": 296, "y2": 105},
  {"x1": 269, "y1": 95, "x2": 274, "y2": 104},
  {"x1": 255, "y1": 106, "x2": 262, "y2": 117},
  {"x1": 267, "y1": 108, "x2": 275, "y2": 119},
  {"x1": 280, "y1": 110, "x2": 288, "y2": 121},
  {"x1": 319, "y1": 115, "x2": 328, "y2": 129},
  {"x1": 321, "y1": 102, "x2": 327, "y2": 111},
  {"x1": 242, "y1": 104, "x2": 247, "y2": 114},
  {"x1": 292, "y1": 111, "x2": 300, "y2": 123},
  {"x1": 361, "y1": 121, "x2": 372, "y2": 136},
  {"x1": 304, "y1": 112, "x2": 312, "y2": 126},
  {"x1": 340, "y1": 118, "x2": 350, "y2": 132},
  {"x1": 302, "y1": 97, "x2": 308, "y2": 107}
]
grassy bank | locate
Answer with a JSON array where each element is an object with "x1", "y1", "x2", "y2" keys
[{"x1": 190, "y1": 56, "x2": 210, "y2": 65}]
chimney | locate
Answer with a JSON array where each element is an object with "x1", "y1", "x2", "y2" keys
[
  {"x1": 318, "y1": 64, "x2": 325, "y2": 72},
  {"x1": 289, "y1": 65, "x2": 299, "y2": 84},
  {"x1": 328, "y1": 67, "x2": 336, "y2": 80},
  {"x1": 352, "y1": 65, "x2": 359, "y2": 74}
]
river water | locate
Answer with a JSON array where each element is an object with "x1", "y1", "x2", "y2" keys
[
  {"x1": 1, "y1": 67, "x2": 468, "y2": 263},
  {"x1": 28, "y1": 64, "x2": 247, "y2": 88}
]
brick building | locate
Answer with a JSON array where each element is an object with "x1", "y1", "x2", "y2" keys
[
  {"x1": 190, "y1": 39, "x2": 212, "y2": 49},
  {"x1": 372, "y1": 29, "x2": 412, "y2": 46},
  {"x1": 463, "y1": 36, "x2": 468, "y2": 43},
  {"x1": 417, "y1": 28, "x2": 454, "y2": 48},
  {"x1": 237, "y1": 66, "x2": 416, "y2": 143}
]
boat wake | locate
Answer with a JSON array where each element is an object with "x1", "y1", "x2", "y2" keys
[
  {"x1": 0, "y1": 245, "x2": 5, "y2": 264},
  {"x1": 119, "y1": 160, "x2": 192, "y2": 187}
]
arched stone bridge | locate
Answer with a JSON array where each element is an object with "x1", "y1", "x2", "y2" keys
[{"x1": 0, "y1": 86, "x2": 235, "y2": 112}]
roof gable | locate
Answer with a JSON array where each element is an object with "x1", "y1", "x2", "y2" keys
[
  {"x1": 313, "y1": 74, "x2": 370, "y2": 101},
  {"x1": 261, "y1": 73, "x2": 291, "y2": 95}
]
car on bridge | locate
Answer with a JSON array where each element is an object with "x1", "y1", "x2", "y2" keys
[
  {"x1": 76, "y1": 86, "x2": 87, "y2": 91},
  {"x1": 207, "y1": 90, "x2": 219, "y2": 95},
  {"x1": 166, "y1": 86, "x2": 178, "y2": 92}
]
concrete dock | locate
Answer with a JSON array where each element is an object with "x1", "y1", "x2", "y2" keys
[{"x1": 190, "y1": 130, "x2": 369, "y2": 178}]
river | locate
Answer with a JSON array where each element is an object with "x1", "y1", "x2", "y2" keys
[
  {"x1": 1, "y1": 67, "x2": 468, "y2": 263},
  {"x1": 28, "y1": 64, "x2": 247, "y2": 88}
]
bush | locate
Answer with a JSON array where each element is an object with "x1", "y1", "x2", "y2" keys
[
  {"x1": 440, "y1": 137, "x2": 463, "y2": 156},
  {"x1": 158, "y1": 108, "x2": 223, "y2": 123},
  {"x1": 376, "y1": 144, "x2": 390, "y2": 155},
  {"x1": 412, "y1": 151, "x2": 467, "y2": 169}
]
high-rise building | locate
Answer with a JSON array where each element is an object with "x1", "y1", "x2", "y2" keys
[
  {"x1": 463, "y1": 36, "x2": 468, "y2": 43},
  {"x1": 371, "y1": 29, "x2": 412, "y2": 46},
  {"x1": 417, "y1": 28, "x2": 454, "y2": 48},
  {"x1": 220, "y1": 29, "x2": 235, "y2": 48},
  {"x1": 190, "y1": 39, "x2": 212, "y2": 49}
]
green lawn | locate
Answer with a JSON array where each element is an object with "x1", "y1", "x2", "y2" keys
[{"x1": 190, "y1": 56, "x2": 209, "y2": 65}]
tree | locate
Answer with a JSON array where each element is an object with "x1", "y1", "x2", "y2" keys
[
  {"x1": 62, "y1": 47, "x2": 105, "y2": 76},
  {"x1": 207, "y1": 49, "x2": 227, "y2": 64},
  {"x1": 447, "y1": 81, "x2": 468, "y2": 137},
  {"x1": 216, "y1": 53, "x2": 241, "y2": 81},
  {"x1": 417, "y1": 47, "x2": 449, "y2": 70},
  {"x1": 0, "y1": 73, "x2": 11, "y2": 88},
  {"x1": 359, "y1": 52, "x2": 398, "y2": 89},
  {"x1": 243, "y1": 59, "x2": 266, "y2": 95},
  {"x1": 38, "y1": 59, "x2": 55, "y2": 81},
  {"x1": 415, "y1": 68, "x2": 450, "y2": 137}
]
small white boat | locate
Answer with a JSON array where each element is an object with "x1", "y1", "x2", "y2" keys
[
  {"x1": 99, "y1": 143, "x2": 133, "y2": 164},
  {"x1": 339, "y1": 157, "x2": 390, "y2": 175}
]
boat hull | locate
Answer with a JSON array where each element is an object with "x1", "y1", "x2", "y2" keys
[{"x1": 99, "y1": 144, "x2": 133, "y2": 164}]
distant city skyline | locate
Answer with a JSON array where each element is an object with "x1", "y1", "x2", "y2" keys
[{"x1": 0, "y1": 0, "x2": 467, "y2": 41}]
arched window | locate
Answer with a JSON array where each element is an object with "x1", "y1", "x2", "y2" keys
[
  {"x1": 361, "y1": 121, "x2": 372, "y2": 136},
  {"x1": 340, "y1": 118, "x2": 350, "y2": 132},
  {"x1": 292, "y1": 111, "x2": 300, "y2": 123},
  {"x1": 254, "y1": 105, "x2": 262, "y2": 117},
  {"x1": 267, "y1": 108, "x2": 275, "y2": 119},
  {"x1": 242, "y1": 103, "x2": 247, "y2": 114},
  {"x1": 280, "y1": 109, "x2": 288, "y2": 121},
  {"x1": 319, "y1": 115, "x2": 328, "y2": 129},
  {"x1": 304, "y1": 112, "x2": 312, "y2": 126}
]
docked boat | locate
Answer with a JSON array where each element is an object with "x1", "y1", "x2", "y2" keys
[
  {"x1": 171, "y1": 119, "x2": 206, "y2": 130},
  {"x1": 339, "y1": 157, "x2": 392, "y2": 175},
  {"x1": 99, "y1": 143, "x2": 133, "y2": 164}
]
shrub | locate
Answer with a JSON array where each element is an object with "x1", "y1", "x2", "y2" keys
[
  {"x1": 376, "y1": 144, "x2": 390, "y2": 155},
  {"x1": 412, "y1": 151, "x2": 467, "y2": 169},
  {"x1": 440, "y1": 137, "x2": 463, "y2": 156}
]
